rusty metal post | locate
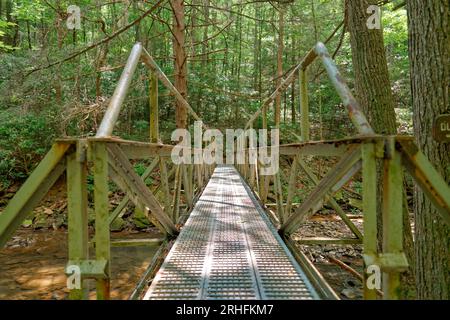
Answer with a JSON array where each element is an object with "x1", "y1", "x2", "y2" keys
[
  {"x1": 275, "y1": 171, "x2": 285, "y2": 223},
  {"x1": 361, "y1": 142, "x2": 378, "y2": 300},
  {"x1": 172, "y1": 165, "x2": 182, "y2": 223},
  {"x1": 67, "y1": 141, "x2": 89, "y2": 300},
  {"x1": 381, "y1": 138, "x2": 404, "y2": 300},
  {"x1": 314, "y1": 42, "x2": 374, "y2": 136},
  {"x1": 92, "y1": 142, "x2": 111, "y2": 300}
]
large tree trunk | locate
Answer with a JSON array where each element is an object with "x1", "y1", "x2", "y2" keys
[
  {"x1": 172, "y1": 0, "x2": 188, "y2": 129},
  {"x1": 407, "y1": 0, "x2": 450, "y2": 300},
  {"x1": 347, "y1": 0, "x2": 416, "y2": 298},
  {"x1": 347, "y1": 0, "x2": 397, "y2": 135}
]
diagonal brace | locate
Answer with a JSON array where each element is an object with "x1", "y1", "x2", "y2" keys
[
  {"x1": 280, "y1": 146, "x2": 362, "y2": 236},
  {"x1": 297, "y1": 158, "x2": 363, "y2": 239},
  {"x1": 397, "y1": 139, "x2": 450, "y2": 226},
  {"x1": 0, "y1": 143, "x2": 70, "y2": 248},
  {"x1": 106, "y1": 144, "x2": 178, "y2": 236}
]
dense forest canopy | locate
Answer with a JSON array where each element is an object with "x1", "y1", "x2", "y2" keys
[{"x1": 0, "y1": 0, "x2": 410, "y2": 185}]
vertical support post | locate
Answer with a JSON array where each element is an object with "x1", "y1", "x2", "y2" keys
[
  {"x1": 196, "y1": 164, "x2": 203, "y2": 190},
  {"x1": 382, "y1": 138, "x2": 404, "y2": 300},
  {"x1": 285, "y1": 154, "x2": 299, "y2": 218},
  {"x1": 182, "y1": 164, "x2": 193, "y2": 208},
  {"x1": 258, "y1": 159, "x2": 265, "y2": 202},
  {"x1": 262, "y1": 174, "x2": 270, "y2": 204},
  {"x1": 275, "y1": 172, "x2": 285, "y2": 224},
  {"x1": 361, "y1": 142, "x2": 378, "y2": 300},
  {"x1": 67, "y1": 141, "x2": 89, "y2": 300},
  {"x1": 249, "y1": 125, "x2": 256, "y2": 188},
  {"x1": 254, "y1": 159, "x2": 260, "y2": 195},
  {"x1": 299, "y1": 68, "x2": 309, "y2": 141},
  {"x1": 92, "y1": 142, "x2": 110, "y2": 300},
  {"x1": 149, "y1": 71, "x2": 159, "y2": 143},
  {"x1": 172, "y1": 165, "x2": 182, "y2": 223},
  {"x1": 242, "y1": 135, "x2": 249, "y2": 180},
  {"x1": 159, "y1": 157, "x2": 172, "y2": 218},
  {"x1": 260, "y1": 106, "x2": 267, "y2": 197},
  {"x1": 188, "y1": 164, "x2": 194, "y2": 198}
]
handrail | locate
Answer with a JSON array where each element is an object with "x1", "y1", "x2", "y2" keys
[
  {"x1": 245, "y1": 42, "x2": 374, "y2": 136},
  {"x1": 97, "y1": 43, "x2": 143, "y2": 137},
  {"x1": 96, "y1": 42, "x2": 205, "y2": 138},
  {"x1": 314, "y1": 43, "x2": 374, "y2": 135}
]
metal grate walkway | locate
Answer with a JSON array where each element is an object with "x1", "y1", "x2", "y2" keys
[{"x1": 143, "y1": 165, "x2": 319, "y2": 300}]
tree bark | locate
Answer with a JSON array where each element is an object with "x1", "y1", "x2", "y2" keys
[
  {"x1": 407, "y1": 0, "x2": 450, "y2": 300},
  {"x1": 172, "y1": 0, "x2": 188, "y2": 129},
  {"x1": 275, "y1": 7, "x2": 284, "y2": 127},
  {"x1": 347, "y1": 0, "x2": 397, "y2": 135},
  {"x1": 348, "y1": 0, "x2": 416, "y2": 298},
  {"x1": 348, "y1": 0, "x2": 397, "y2": 236},
  {"x1": 4, "y1": 0, "x2": 17, "y2": 47},
  {"x1": 291, "y1": 33, "x2": 296, "y2": 124},
  {"x1": 55, "y1": 3, "x2": 65, "y2": 104}
]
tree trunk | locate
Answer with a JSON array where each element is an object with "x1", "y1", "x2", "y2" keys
[
  {"x1": 348, "y1": 0, "x2": 397, "y2": 135},
  {"x1": 275, "y1": 7, "x2": 284, "y2": 127},
  {"x1": 348, "y1": 0, "x2": 416, "y2": 298},
  {"x1": 348, "y1": 0, "x2": 397, "y2": 232},
  {"x1": 26, "y1": 21, "x2": 32, "y2": 49},
  {"x1": 253, "y1": 3, "x2": 260, "y2": 93},
  {"x1": 407, "y1": 0, "x2": 450, "y2": 300},
  {"x1": 4, "y1": 0, "x2": 16, "y2": 47},
  {"x1": 172, "y1": 0, "x2": 188, "y2": 129},
  {"x1": 291, "y1": 34, "x2": 296, "y2": 124},
  {"x1": 55, "y1": 4, "x2": 65, "y2": 104}
]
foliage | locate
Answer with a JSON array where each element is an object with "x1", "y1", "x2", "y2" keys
[
  {"x1": 0, "y1": 19, "x2": 16, "y2": 51},
  {"x1": 0, "y1": 110, "x2": 57, "y2": 186},
  {"x1": 0, "y1": 0, "x2": 412, "y2": 184}
]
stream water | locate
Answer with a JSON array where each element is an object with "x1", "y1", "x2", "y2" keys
[{"x1": 0, "y1": 229, "x2": 161, "y2": 300}]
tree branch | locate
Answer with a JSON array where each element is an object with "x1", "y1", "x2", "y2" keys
[{"x1": 25, "y1": 0, "x2": 167, "y2": 76}]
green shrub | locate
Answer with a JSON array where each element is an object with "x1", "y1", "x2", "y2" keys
[{"x1": 0, "y1": 111, "x2": 57, "y2": 186}]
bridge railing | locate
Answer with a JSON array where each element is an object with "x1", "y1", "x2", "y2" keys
[
  {"x1": 0, "y1": 43, "x2": 214, "y2": 300},
  {"x1": 238, "y1": 42, "x2": 450, "y2": 300}
]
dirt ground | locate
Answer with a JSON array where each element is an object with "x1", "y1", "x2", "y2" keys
[
  {"x1": 0, "y1": 228, "x2": 162, "y2": 300},
  {"x1": 295, "y1": 212, "x2": 366, "y2": 300}
]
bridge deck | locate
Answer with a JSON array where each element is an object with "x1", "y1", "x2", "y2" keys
[{"x1": 143, "y1": 165, "x2": 319, "y2": 300}]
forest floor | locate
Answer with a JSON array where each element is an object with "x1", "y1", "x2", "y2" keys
[
  {"x1": 0, "y1": 229, "x2": 162, "y2": 300},
  {"x1": 296, "y1": 213, "x2": 365, "y2": 300}
]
